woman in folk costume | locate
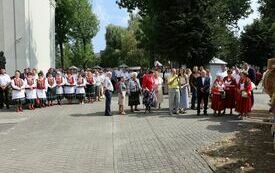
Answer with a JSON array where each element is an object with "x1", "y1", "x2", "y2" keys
[
  {"x1": 46, "y1": 73, "x2": 56, "y2": 106},
  {"x1": 24, "y1": 72, "x2": 37, "y2": 110},
  {"x1": 128, "y1": 72, "x2": 142, "y2": 112},
  {"x1": 236, "y1": 71, "x2": 253, "y2": 119},
  {"x1": 64, "y1": 70, "x2": 76, "y2": 104},
  {"x1": 178, "y1": 68, "x2": 189, "y2": 113},
  {"x1": 211, "y1": 74, "x2": 225, "y2": 116},
  {"x1": 153, "y1": 71, "x2": 164, "y2": 110},
  {"x1": 11, "y1": 71, "x2": 25, "y2": 112},
  {"x1": 55, "y1": 71, "x2": 65, "y2": 105},
  {"x1": 76, "y1": 73, "x2": 86, "y2": 104},
  {"x1": 223, "y1": 69, "x2": 237, "y2": 115},
  {"x1": 36, "y1": 71, "x2": 47, "y2": 107},
  {"x1": 86, "y1": 71, "x2": 95, "y2": 103}
]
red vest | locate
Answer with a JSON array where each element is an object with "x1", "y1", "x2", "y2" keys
[{"x1": 37, "y1": 78, "x2": 46, "y2": 89}]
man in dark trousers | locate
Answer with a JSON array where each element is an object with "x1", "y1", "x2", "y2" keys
[
  {"x1": 197, "y1": 70, "x2": 211, "y2": 116},
  {"x1": 243, "y1": 63, "x2": 256, "y2": 105},
  {"x1": 0, "y1": 68, "x2": 11, "y2": 109},
  {"x1": 103, "y1": 72, "x2": 114, "y2": 116}
]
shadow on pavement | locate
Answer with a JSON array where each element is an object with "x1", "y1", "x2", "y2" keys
[{"x1": 200, "y1": 123, "x2": 275, "y2": 173}]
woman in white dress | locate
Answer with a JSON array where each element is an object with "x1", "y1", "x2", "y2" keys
[
  {"x1": 154, "y1": 71, "x2": 163, "y2": 109},
  {"x1": 11, "y1": 71, "x2": 25, "y2": 112},
  {"x1": 55, "y1": 71, "x2": 65, "y2": 105},
  {"x1": 36, "y1": 71, "x2": 47, "y2": 108},
  {"x1": 76, "y1": 73, "x2": 86, "y2": 104},
  {"x1": 179, "y1": 68, "x2": 189, "y2": 113},
  {"x1": 24, "y1": 72, "x2": 37, "y2": 110},
  {"x1": 64, "y1": 70, "x2": 76, "y2": 104}
]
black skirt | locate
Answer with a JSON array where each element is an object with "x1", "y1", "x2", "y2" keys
[{"x1": 128, "y1": 91, "x2": 140, "y2": 106}]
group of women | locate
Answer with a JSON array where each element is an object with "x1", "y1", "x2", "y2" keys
[
  {"x1": 211, "y1": 69, "x2": 253, "y2": 118},
  {"x1": 9, "y1": 66, "x2": 254, "y2": 118},
  {"x1": 10, "y1": 69, "x2": 100, "y2": 112}
]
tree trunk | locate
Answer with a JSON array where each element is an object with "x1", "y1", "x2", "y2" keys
[{"x1": 59, "y1": 42, "x2": 64, "y2": 69}]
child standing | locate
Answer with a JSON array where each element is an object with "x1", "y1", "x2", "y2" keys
[
  {"x1": 64, "y1": 70, "x2": 76, "y2": 104},
  {"x1": 36, "y1": 71, "x2": 47, "y2": 108},
  {"x1": 46, "y1": 73, "x2": 56, "y2": 106},
  {"x1": 11, "y1": 71, "x2": 25, "y2": 112},
  {"x1": 55, "y1": 72, "x2": 65, "y2": 105},
  {"x1": 24, "y1": 72, "x2": 37, "y2": 110},
  {"x1": 118, "y1": 77, "x2": 127, "y2": 115},
  {"x1": 76, "y1": 74, "x2": 86, "y2": 104}
]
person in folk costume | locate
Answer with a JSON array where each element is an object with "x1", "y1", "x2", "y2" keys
[
  {"x1": 76, "y1": 73, "x2": 86, "y2": 104},
  {"x1": 86, "y1": 71, "x2": 95, "y2": 103},
  {"x1": 11, "y1": 71, "x2": 25, "y2": 112},
  {"x1": 223, "y1": 69, "x2": 237, "y2": 115},
  {"x1": 118, "y1": 77, "x2": 127, "y2": 115},
  {"x1": 178, "y1": 68, "x2": 189, "y2": 113},
  {"x1": 55, "y1": 71, "x2": 65, "y2": 105},
  {"x1": 24, "y1": 72, "x2": 37, "y2": 110},
  {"x1": 64, "y1": 70, "x2": 76, "y2": 104},
  {"x1": 153, "y1": 71, "x2": 164, "y2": 110},
  {"x1": 211, "y1": 74, "x2": 225, "y2": 116},
  {"x1": 236, "y1": 71, "x2": 253, "y2": 119},
  {"x1": 46, "y1": 73, "x2": 56, "y2": 106},
  {"x1": 36, "y1": 71, "x2": 47, "y2": 107}
]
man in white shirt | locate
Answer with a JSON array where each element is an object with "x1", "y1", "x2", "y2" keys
[
  {"x1": 103, "y1": 72, "x2": 114, "y2": 116},
  {"x1": 0, "y1": 68, "x2": 11, "y2": 109}
]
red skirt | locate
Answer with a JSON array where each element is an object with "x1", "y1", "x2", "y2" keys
[
  {"x1": 224, "y1": 88, "x2": 236, "y2": 109},
  {"x1": 236, "y1": 94, "x2": 252, "y2": 114},
  {"x1": 211, "y1": 94, "x2": 224, "y2": 111}
]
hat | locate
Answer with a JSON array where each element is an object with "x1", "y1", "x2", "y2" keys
[{"x1": 131, "y1": 72, "x2": 138, "y2": 77}]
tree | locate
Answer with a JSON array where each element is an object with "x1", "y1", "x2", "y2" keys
[
  {"x1": 101, "y1": 18, "x2": 150, "y2": 68},
  {"x1": 240, "y1": 20, "x2": 274, "y2": 68},
  {"x1": 55, "y1": 0, "x2": 74, "y2": 68},
  {"x1": 116, "y1": 0, "x2": 251, "y2": 67},
  {"x1": 70, "y1": 0, "x2": 99, "y2": 68},
  {"x1": 55, "y1": 0, "x2": 99, "y2": 69},
  {"x1": 239, "y1": 0, "x2": 275, "y2": 68}
]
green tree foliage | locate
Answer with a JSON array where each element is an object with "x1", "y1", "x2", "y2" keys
[
  {"x1": 55, "y1": 0, "x2": 99, "y2": 69},
  {"x1": 239, "y1": 0, "x2": 275, "y2": 68},
  {"x1": 116, "y1": 0, "x2": 251, "y2": 67},
  {"x1": 100, "y1": 17, "x2": 150, "y2": 68},
  {"x1": 240, "y1": 20, "x2": 274, "y2": 68},
  {"x1": 55, "y1": 0, "x2": 74, "y2": 68}
]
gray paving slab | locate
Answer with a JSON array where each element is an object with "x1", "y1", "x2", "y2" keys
[{"x1": 0, "y1": 94, "x2": 269, "y2": 173}]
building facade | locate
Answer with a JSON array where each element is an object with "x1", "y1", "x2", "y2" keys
[{"x1": 0, "y1": 0, "x2": 55, "y2": 75}]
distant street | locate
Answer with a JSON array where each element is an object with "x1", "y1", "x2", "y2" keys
[{"x1": 0, "y1": 93, "x2": 270, "y2": 173}]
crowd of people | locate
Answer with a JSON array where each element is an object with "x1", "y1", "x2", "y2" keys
[{"x1": 0, "y1": 63, "x2": 261, "y2": 119}]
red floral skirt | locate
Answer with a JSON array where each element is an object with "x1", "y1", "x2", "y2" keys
[
  {"x1": 224, "y1": 88, "x2": 236, "y2": 109},
  {"x1": 211, "y1": 94, "x2": 224, "y2": 111},
  {"x1": 236, "y1": 94, "x2": 252, "y2": 114}
]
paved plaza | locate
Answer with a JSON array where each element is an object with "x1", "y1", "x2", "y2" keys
[{"x1": 0, "y1": 93, "x2": 270, "y2": 173}]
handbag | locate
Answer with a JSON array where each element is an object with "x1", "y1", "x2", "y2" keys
[
  {"x1": 241, "y1": 91, "x2": 248, "y2": 98},
  {"x1": 220, "y1": 90, "x2": 226, "y2": 99}
]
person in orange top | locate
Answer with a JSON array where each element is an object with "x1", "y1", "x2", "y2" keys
[
  {"x1": 211, "y1": 74, "x2": 225, "y2": 116},
  {"x1": 223, "y1": 69, "x2": 237, "y2": 115},
  {"x1": 236, "y1": 71, "x2": 253, "y2": 119}
]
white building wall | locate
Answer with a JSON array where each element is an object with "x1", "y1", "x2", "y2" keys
[
  {"x1": 0, "y1": 0, "x2": 4, "y2": 50},
  {"x1": 1, "y1": 0, "x2": 17, "y2": 75},
  {"x1": 0, "y1": 0, "x2": 55, "y2": 75}
]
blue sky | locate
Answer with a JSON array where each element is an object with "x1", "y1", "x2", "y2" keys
[
  {"x1": 92, "y1": 0, "x2": 260, "y2": 53},
  {"x1": 92, "y1": 0, "x2": 129, "y2": 53}
]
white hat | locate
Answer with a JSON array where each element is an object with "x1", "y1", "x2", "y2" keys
[{"x1": 131, "y1": 72, "x2": 137, "y2": 77}]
